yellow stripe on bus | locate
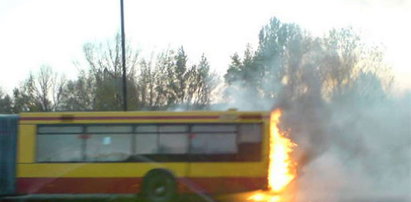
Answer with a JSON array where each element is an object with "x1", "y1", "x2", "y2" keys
[
  {"x1": 188, "y1": 162, "x2": 267, "y2": 177},
  {"x1": 17, "y1": 162, "x2": 267, "y2": 178}
]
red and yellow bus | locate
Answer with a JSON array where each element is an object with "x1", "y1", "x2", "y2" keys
[{"x1": 1, "y1": 110, "x2": 270, "y2": 200}]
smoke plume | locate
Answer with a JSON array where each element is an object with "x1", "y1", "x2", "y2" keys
[{"x1": 283, "y1": 90, "x2": 411, "y2": 201}]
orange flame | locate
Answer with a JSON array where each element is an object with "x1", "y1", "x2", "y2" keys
[
  {"x1": 248, "y1": 193, "x2": 281, "y2": 202},
  {"x1": 268, "y1": 109, "x2": 297, "y2": 192},
  {"x1": 248, "y1": 109, "x2": 297, "y2": 201}
]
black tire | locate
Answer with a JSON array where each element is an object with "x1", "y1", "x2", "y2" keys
[{"x1": 141, "y1": 169, "x2": 177, "y2": 202}]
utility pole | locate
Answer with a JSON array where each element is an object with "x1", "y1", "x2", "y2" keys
[{"x1": 120, "y1": 0, "x2": 127, "y2": 111}]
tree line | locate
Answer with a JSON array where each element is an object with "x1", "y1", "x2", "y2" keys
[
  {"x1": 0, "y1": 34, "x2": 215, "y2": 113},
  {"x1": 0, "y1": 18, "x2": 395, "y2": 113}
]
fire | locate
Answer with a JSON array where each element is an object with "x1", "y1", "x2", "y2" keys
[
  {"x1": 248, "y1": 193, "x2": 281, "y2": 202},
  {"x1": 248, "y1": 109, "x2": 297, "y2": 201},
  {"x1": 268, "y1": 109, "x2": 297, "y2": 192}
]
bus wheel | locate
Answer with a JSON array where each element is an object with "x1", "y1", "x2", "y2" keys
[{"x1": 141, "y1": 169, "x2": 177, "y2": 202}]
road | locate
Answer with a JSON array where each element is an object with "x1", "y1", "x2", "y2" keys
[{"x1": 1, "y1": 191, "x2": 410, "y2": 202}]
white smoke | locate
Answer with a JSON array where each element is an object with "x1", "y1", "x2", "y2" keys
[
  {"x1": 220, "y1": 72, "x2": 411, "y2": 201},
  {"x1": 287, "y1": 92, "x2": 411, "y2": 201}
]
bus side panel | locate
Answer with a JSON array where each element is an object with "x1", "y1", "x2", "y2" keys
[
  {"x1": 16, "y1": 177, "x2": 265, "y2": 194},
  {"x1": 0, "y1": 115, "x2": 18, "y2": 196}
]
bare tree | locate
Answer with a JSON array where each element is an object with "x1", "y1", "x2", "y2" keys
[
  {"x1": 81, "y1": 34, "x2": 139, "y2": 111},
  {"x1": 12, "y1": 65, "x2": 65, "y2": 112}
]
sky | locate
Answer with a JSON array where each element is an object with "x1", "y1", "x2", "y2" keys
[{"x1": 0, "y1": 0, "x2": 410, "y2": 94}]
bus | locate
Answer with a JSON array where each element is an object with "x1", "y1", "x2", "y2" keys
[{"x1": 0, "y1": 110, "x2": 270, "y2": 201}]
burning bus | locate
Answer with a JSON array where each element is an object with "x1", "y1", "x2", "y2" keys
[{"x1": 0, "y1": 110, "x2": 297, "y2": 201}]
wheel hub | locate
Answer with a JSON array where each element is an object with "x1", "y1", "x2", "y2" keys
[{"x1": 154, "y1": 184, "x2": 166, "y2": 196}]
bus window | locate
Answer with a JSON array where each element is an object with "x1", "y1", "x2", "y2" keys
[
  {"x1": 239, "y1": 124, "x2": 262, "y2": 143},
  {"x1": 85, "y1": 134, "x2": 132, "y2": 161},
  {"x1": 85, "y1": 125, "x2": 133, "y2": 161},
  {"x1": 158, "y1": 133, "x2": 189, "y2": 154},
  {"x1": 237, "y1": 123, "x2": 263, "y2": 161},
  {"x1": 157, "y1": 124, "x2": 189, "y2": 154},
  {"x1": 38, "y1": 126, "x2": 82, "y2": 134},
  {"x1": 37, "y1": 125, "x2": 83, "y2": 162},
  {"x1": 190, "y1": 133, "x2": 237, "y2": 154},
  {"x1": 190, "y1": 124, "x2": 238, "y2": 154},
  {"x1": 189, "y1": 123, "x2": 262, "y2": 161},
  {"x1": 132, "y1": 124, "x2": 190, "y2": 162},
  {"x1": 37, "y1": 134, "x2": 83, "y2": 162},
  {"x1": 135, "y1": 134, "x2": 158, "y2": 154},
  {"x1": 159, "y1": 125, "x2": 189, "y2": 133},
  {"x1": 191, "y1": 124, "x2": 236, "y2": 133},
  {"x1": 36, "y1": 123, "x2": 262, "y2": 162},
  {"x1": 190, "y1": 124, "x2": 239, "y2": 162},
  {"x1": 86, "y1": 125, "x2": 133, "y2": 133},
  {"x1": 135, "y1": 125, "x2": 157, "y2": 133}
]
